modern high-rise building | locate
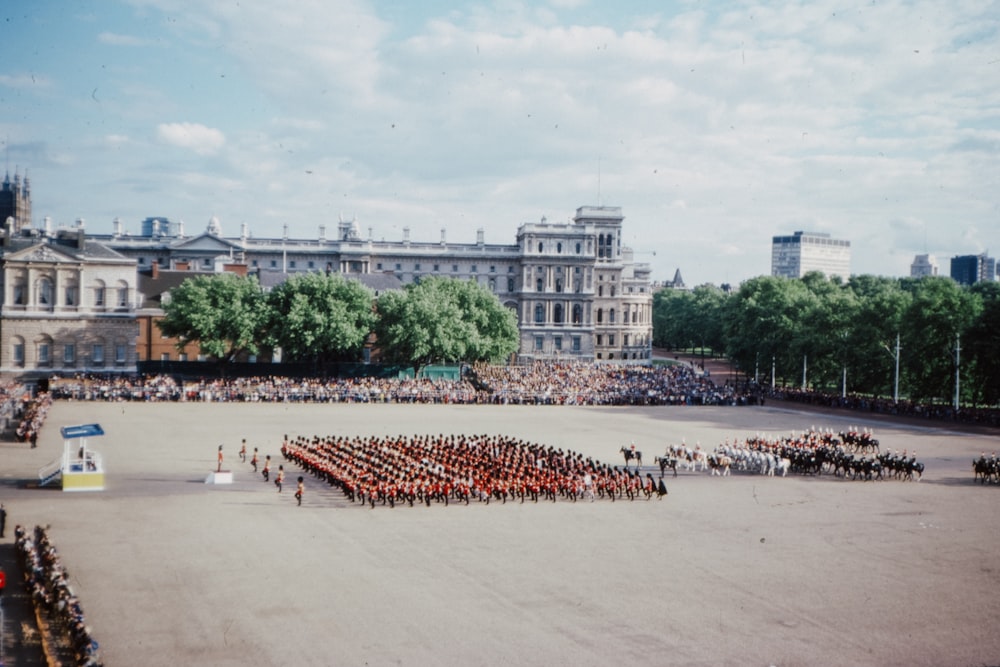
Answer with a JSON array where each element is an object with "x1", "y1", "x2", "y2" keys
[
  {"x1": 910, "y1": 254, "x2": 939, "y2": 278},
  {"x1": 771, "y1": 231, "x2": 851, "y2": 279},
  {"x1": 950, "y1": 253, "x2": 996, "y2": 285}
]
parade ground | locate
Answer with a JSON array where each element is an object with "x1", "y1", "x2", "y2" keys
[{"x1": 1, "y1": 400, "x2": 999, "y2": 667}]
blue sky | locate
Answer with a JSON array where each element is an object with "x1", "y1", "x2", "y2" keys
[{"x1": 2, "y1": 0, "x2": 998, "y2": 286}]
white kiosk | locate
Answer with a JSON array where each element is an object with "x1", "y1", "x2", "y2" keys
[{"x1": 38, "y1": 423, "x2": 106, "y2": 491}]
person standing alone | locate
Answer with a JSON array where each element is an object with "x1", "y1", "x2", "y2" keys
[{"x1": 295, "y1": 477, "x2": 304, "y2": 506}]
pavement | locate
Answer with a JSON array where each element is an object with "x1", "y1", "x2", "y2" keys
[{"x1": 0, "y1": 399, "x2": 998, "y2": 667}]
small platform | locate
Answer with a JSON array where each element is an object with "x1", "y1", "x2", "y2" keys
[{"x1": 205, "y1": 470, "x2": 234, "y2": 484}]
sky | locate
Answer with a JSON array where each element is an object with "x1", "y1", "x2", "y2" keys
[{"x1": 2, "y1": 0, "x2": 998, "y2": 287}]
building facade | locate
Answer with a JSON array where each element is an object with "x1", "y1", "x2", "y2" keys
[
  {"x1": 950, "y1": 253, "x2": 996, "y2": 286},
  {"x1": 771, "y1": 231, "x2": 851, "y2": 280},
  {"x1": 0, "y1": 170, "x2": 32, "y2": 232},
  {"x1": 910, "y1": 254, "x2": 939, "y2": 278},
  {"x1": 96, "y1": 206, "x2": 654, "y2": 363},
  {"x1": 0, "y1": 224, "x2": 138, "y2": 377}
]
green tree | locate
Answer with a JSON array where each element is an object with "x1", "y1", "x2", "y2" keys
[
  {"x1": 722, "y1": 276, "x2": 811, "y2": 386},
  {"x1": 966, "y1": 281, "x2": 1000, "y2": 406},
  {"x1": 899, "y1": 277, "x2": 977, "y2": 402},
  {"x1": 374, "y1": 277, "x2": 519, "y2": 372},
  {"x1": 265, "y1": 272, "x2": 376, "y2": 363},
  {"x1": 157, "y1": 273, "x2": 267, "y2": 362},
  {"x1": 845, "y1": 275, "x2": 911, "y2": 398}
]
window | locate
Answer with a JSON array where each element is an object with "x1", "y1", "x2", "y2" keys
[
  {"x1": 610, "y1": 309, "x2": 616, "y2": 323},
  {"x1": 138, "y1": 257, "x2": 146, "y2": 265},
  {"x1": 555, "y1": 279, "x2": 563, "y2": 293},
  {"x1": 596, "y1": 334, "x2": 603, "y2": 346},
  {"x1": 395, "y1": 263, "x2": 402, "y2": 271},
  {"x1": 553, "y1": 303, "x2": 564, "y2": 324},
  {"x1": 453, "y1": 265, "x2": 459, "y2": 272},
  {"x1": 160, "y1": 352, "x2": 170, "y2": 361},
  {"x1": 624, "y1": 334, "x2": 630, "y2": 346},
  {"x1": 490, "y1": 266, "x2": 496, "y2": 273},
  {"x1": 92, "y1": 344, "x2": 105, "y2": 364},
  {"x1": 433, "y1": 264, "x2": 440, "y2": 272},
  {"x1": 38, "y1": 342, "x2": 51, "y2": 365},
  {"x1": 252, "y1": 260, "x2": 259, "y2": 267},
  {"x1": 64, "y1": 344, "x2": 75, "y2": 365},
  {"x1": 538, "y1": 242, "x2": 543, "y2": 253},
  {"x1": 94, "y1": 286, "x2": 106, "y2": 307},
  {"x1": 572, "y1": 304, "x2": 582, "y2": 324},
  {"x1": 118, "y1": 286, "x2": 129, "y2": 308},
  {"x1": 575, "y1": 243, "x2": 581, "y2": 254},
  {"x1": 597, "y1": 308, "x2": 603, "y2": 324},
  {"x1": 488, "y1": 280, "x2": 496, "y2": 292},
  {"x1": 508, "y1": 266, "x2": 514, "y2": 273},
  {"x1": 534, "y1": 336, "x2": 544, "y2": 351},
  {"x1": 471, "y1": 265, "x2": 478, "y2": 273},
  {"x1": 610, "y1": 286, "x2": 616, "y2": 297},
  {"x1": 289, "y1": 261, "x2": 297, "y2": 269},
  {"x1": 203, "y1": 258, "x2": 212, "y2": 267},
  {"x1": 534, "y1": 304, "x2": 545, "y2": 323},
  {"x1": 572, "y1": 336, "x2": 581, "y2": 352},
  {"x1": 270, "y1": 260, "x2": 277, "y2": 268},
  {"x1": 308, "y1": 261, "x2": 314, "y2": 269},
  {"x1": 598, "y1": 286, "x2": 603, "y2": 297},
  {"x1": 507, "y1": 278, "x2": 515, "y2": 292},
  {"x1": 536, "y1": 278, "x2": 544, "y2": 292},
  {"x1": 178, "y1": 353, "x2": 188, "y2": 362},
  {"x1": 38, "y1": 278, "x2": 53, "y2": 306},
  {"x1": 376, "y1": 263, "x2": 383, "y2": 270},
  {"x1": 65, "y1": 285, "x2": 78, "y2": 306},
  {"x1": 554, "y1": 336, "x2": 562, "y2": 351},
  {"x1": 414, "y1": 263, "x2": 421, "y2": 271},
  {"x1": 557, "y1": 242, "x2": 562, "y2": 254},
  {"x1": 13, "y1": 284, "x2": 25, "y2": 305},
  {"x1": 608, "y1": 335, "x2": 615, "y2": 346},
  {"x1": 12, "y1": 339, "x2": 24, "y2": 366},
  {"x1": 115, "y1": 343, "x2": 127, "y2": 364}
]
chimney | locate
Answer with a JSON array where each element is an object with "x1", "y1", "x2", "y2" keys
[{"x1": 151, "y1": 261, "x2": 160, "y2": 279}]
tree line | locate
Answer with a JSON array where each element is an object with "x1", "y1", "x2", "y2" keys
[
  {"x1": 158, "y1": 273, "x2": 520, "y2": 372},
  {"x1": 653, "y1": 273, "x2": 1000, "y2": 407}
]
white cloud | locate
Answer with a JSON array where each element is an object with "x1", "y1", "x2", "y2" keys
[
  {"x1": 0, "y1": 73, "x2": 50, "y2": 88},
  {"x1": 156, "y1": 122, "x2": 225, "y2": 155}
]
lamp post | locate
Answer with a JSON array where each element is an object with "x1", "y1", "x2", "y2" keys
[
  {"x1": 954, "y1": 333, "x2": 961, "y2": 412},
  {"x1": 880, "y1": 333, "x2": 901, "y2": 403}
]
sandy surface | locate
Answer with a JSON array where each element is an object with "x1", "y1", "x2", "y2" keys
[{"x1": 1, "y1": 400, "x2": 998, "y2": 667}]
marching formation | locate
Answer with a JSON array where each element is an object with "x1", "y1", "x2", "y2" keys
[
  {"x1": 14, "y1": 524, "x2": 103, "y2": 667},
  {"x1": 280, "y1": 433, "x2": 668, "y2": 508}
]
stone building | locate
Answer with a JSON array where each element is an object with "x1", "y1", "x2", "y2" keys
[
  {"x1": 96, "y1": 205, "x2": 654, "y2": 363},
  {"x1": 0, "y1": 224, "x2": 138, "y2": 377}
]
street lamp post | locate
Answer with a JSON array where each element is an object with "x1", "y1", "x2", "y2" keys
[{"x1": 881, "y1": 333, "x2": 901, "y2": 403}]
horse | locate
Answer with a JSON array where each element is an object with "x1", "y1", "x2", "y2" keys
[
  {"x1": 620, "y1": 446, "x2": 643, "y2": 470},
  {"x1": 708, "y1": 453, "x2": 732, "y2": 477},
  {"x1": 655, "y1": 455, "x2": 679, "y2": 478}
]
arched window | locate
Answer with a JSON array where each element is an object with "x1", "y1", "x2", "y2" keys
[
  {"x1": 610, "y1": 286, "x2": 616, "y2": 297},
  {"x1": 555, "y1": 279, "x2": 562, "y2": 293},
  {"x1": 598, "y1": 286, "x2": 603, "y2": 297},
  {"x1": 609, "y1": 308, "x2": 616, "y2": 323},
  {"x1": 557, "y1": 242, "x2": 562, "y2": 254},
  {"x1": 553, "y1": 303, "x2": 564, "y2": 324},
  {"x1": 534, "y1": 303, "x2": 545, "y2": 323},
  {"x1": 572, "y1": 304, "x2": 582, "y2": 325},
  {"x1": 538, "y1": 242, "x2": 543, "y2": 253},
  {"x1": 36, "y1": 335, "x2": 53, "y2": 367},
  {"x1": 536, "y1": 277, "x2": 544, "y2": 292},
  {"x1": 575, "y1": 242, "x2": 581, "y2": 254},
  {"x1": 596, "y1": 308, "x2": 603, "y2": 324},
  {"x1": 116, "y1": 280, "x2": 130, "y2": 308},
  {"x1": 507, "y1": 278, "x2": 514, "y2": 292}
]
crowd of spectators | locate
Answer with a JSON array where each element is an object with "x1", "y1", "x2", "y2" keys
[
  {"x1": 764, "y1": 386, "x2": 1000, "y2": 428},
  {"x1": 281, "y1": 432, "x2": 666, "y2": 506},
  {"x1": 14, "y1": 524, "x2": 102, "y2": 666},
  {"x1": 45, "y1": 362, "x2": 755, "y2": 407}
]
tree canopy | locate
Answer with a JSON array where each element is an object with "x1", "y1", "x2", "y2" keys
[
  {"x1": 654, "y1": 273, "x2": 999, "y2": 406},
  {"x1": 157, "y1": 273, "x2": 267, "y2": 362},
  {"x1": 374, "y1": 276, "x2": 519, "y2": 372},
  {"x1": 265, "y1": 272, "x2": 376, "y2": 363}
]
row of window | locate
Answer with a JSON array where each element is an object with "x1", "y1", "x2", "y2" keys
[
  {"x1": 11, "y1": 339, "x2": 129, "y2": 368},
  {"x1": 534, "y1": 335, "x2": 582, "y2": 352},
  {"x1": 529, "y1": 304, "x2": 647, "y2": 325},
  {"x1": 11, "y1": 281, "x2": 129, "y2": 309}
]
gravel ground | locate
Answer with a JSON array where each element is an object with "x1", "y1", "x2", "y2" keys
[{"x1": 0, "y1": 400, "x2": 998, "y2": 667}]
